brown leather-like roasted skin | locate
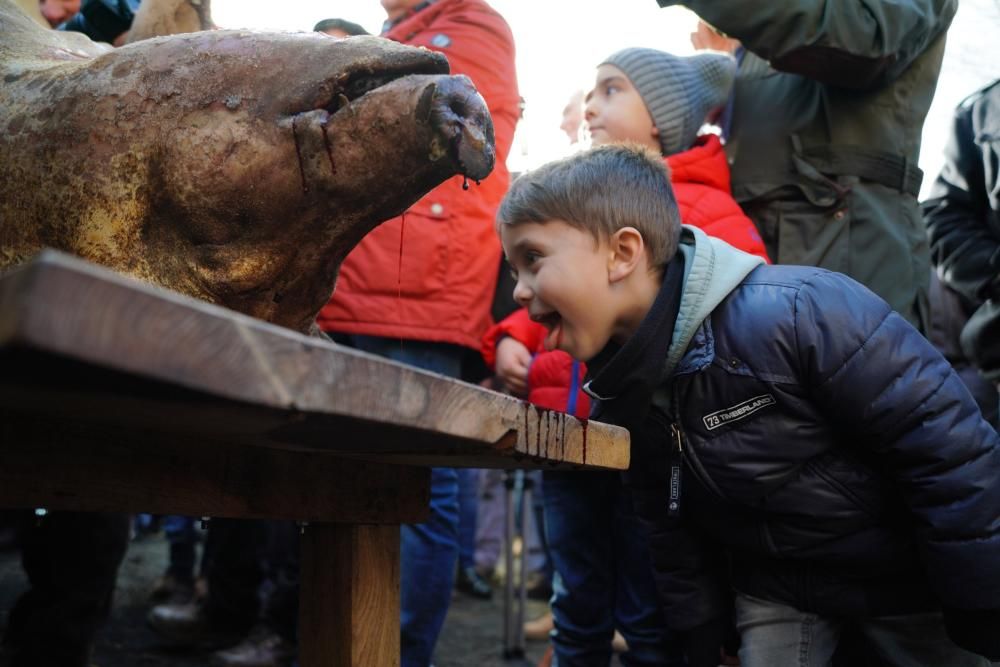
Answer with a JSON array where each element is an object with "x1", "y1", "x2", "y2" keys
[{"x1": 0, "y1": 0, "x2": 496, "y2": 332}]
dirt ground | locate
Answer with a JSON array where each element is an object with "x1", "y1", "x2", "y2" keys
[{"x1": 0, "y1": 530, "x2": 551, "y2": 667}]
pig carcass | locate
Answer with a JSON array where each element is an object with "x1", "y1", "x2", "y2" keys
[{"x1": 0, "y1": 0, "x2": 496, "y2": 333}]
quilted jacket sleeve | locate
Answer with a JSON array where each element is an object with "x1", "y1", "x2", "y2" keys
[
  {"x1": 791, "y1": 271, "x2": 1000, "y2": 656},
  {"x1": 480, "y1": 307, "x2": 546, "y2": 369}
]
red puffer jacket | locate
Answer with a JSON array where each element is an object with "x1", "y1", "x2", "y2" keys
[
  {"x1": 669, "y1": 134, "x2": 768, "y2": 260},
  {"x1": 483, "y1": 135, "x2": 769, "y2": 414},
  {"x1": 317, "y1": 0, "x2": 520, "y2": 349}
]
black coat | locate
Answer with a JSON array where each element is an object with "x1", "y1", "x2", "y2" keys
[{"x1": 924, "y1": 80, "x2": 1000, "y2": 383}]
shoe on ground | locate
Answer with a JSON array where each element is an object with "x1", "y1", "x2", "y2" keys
[
  {"x1": 455, "y1": 565, "x2": 493, "y2": 600},
  {"x1": 147, "y1": 601, "x2": 243, "y2": 650},
  {"x1": 149, "y1": 572, "x2": 196, "y2": 604},
  {"x1": 524, "y1": 611, "x2": 553, "y2": 641},
  {"x1": 213, "y1": 626, "x2": 296, "y2": 667},
  {"x1": 524, "y1": 571, "x2": 553, "y2": 601}
]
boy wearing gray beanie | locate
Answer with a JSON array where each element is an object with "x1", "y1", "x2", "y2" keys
[{"x1": 587, "y1": 47, "x2": 735, "y2": 156}]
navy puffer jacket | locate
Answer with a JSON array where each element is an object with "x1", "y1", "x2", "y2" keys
[{"x1": 588, "y1": 228, "x2": 1000, "y2": 659}]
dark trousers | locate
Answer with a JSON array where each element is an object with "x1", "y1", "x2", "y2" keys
[
  {"x1": 201, "y1": 518, "x2": 299, "y2": 641},
  {"x1": 2, "y1": 511, "x2": 129, "y2": 667},
  {"x1": 163, "y1": 515, "x2": 198, "y2": 581}
]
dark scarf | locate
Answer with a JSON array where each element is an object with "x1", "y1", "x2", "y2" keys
[{"x1": 584, "y1": 252, "x2": 685, "y2": 434}]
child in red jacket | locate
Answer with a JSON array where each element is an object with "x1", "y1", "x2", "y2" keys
[{"x1": 483, "y1": 48, "x2": 768, "y2": 665}]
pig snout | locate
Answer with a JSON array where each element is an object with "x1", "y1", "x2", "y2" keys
[{"x1": 421, "y1": 74, "x2": 496, "y2": 182}]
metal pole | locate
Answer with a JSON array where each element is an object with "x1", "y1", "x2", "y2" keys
[
  {"x1": 516, "y1": 473, "x2": 533, "y2": 656},
  {"x1": 502, "y1": 470, "x2": 524, "y2": 659}
]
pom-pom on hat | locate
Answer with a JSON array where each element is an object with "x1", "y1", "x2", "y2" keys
[{"x1": 600, "y1": 48, "x2": 735, "y2": 155}]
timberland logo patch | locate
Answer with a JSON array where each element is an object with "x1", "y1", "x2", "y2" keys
[{"x1": 702, "y1": 394, "x2": 776, "y2": 430}]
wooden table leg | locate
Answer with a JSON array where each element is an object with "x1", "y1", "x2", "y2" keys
[{"x1": 299, "y1": 523, "x2": 400, "y2": 667}]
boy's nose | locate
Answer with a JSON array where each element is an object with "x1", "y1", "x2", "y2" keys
[{"x1": 512, "y1": 279, "x2": 532, "y2": 307}]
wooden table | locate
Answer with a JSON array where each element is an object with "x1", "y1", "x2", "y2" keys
[{"x1": 0, "y1": 251, "x2": 630, "y2": 666}]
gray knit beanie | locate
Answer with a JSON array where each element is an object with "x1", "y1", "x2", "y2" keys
[{"x1": 600, "y1": 48, "x2": 735, "y2": 155}]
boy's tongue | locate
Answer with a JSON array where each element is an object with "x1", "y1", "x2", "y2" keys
[{"x1": 543, "y1": 320, "x2": 563, "y2": 351}]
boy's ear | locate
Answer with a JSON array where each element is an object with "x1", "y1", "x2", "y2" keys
[{"x1": 608, "y1": 227, "x2": 645, "y2": 283}]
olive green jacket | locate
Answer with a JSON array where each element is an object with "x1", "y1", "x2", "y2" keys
[{"x1": 658, "y1": 0, "x2": 958, "y2": 330}]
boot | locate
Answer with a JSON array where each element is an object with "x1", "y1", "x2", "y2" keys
[
  {"x1": 147, "y1": 601, "x2": 243, "y2": 649},
  {"x1": 455, "y1": 565, "x2": 493, "y2": 599},
  {"x1": 213, "y1": 626, "x2": 296, "y2": 667},
  {"x1": 149, "y1": 572, "x2": 196, "y2": 604}
]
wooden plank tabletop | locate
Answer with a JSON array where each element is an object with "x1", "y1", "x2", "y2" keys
[{"x1": 0, "y1": 251, "x2": 630, "y2": 471}]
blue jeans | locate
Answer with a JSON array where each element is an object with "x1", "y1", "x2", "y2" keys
[
  {"x1": 343, "y1": 335, "x2": 463, "y2": 667},
  {"x1": 401, "y1": 468, "x2": 459, "y2": 667},
  {"x1": 543, "y1": 470, "x2": 683, "y2": 667},
  {"x1": 734, "y1": 593, "x2": 991, "y2": 667}
]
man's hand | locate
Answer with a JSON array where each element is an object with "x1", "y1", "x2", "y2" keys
[
  {"x1": 690, "y1": 19, "x2": 739, "y2": 54},
  {"x1": 495, "y1": 336, "x2": 531, "y2": 397}
]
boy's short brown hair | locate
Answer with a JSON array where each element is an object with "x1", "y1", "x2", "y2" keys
[{"x1": 497, "y1": 144, "x2": 682, "y2": 268}]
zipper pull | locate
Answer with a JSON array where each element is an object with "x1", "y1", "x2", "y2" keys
[{"x1": 668, "y1": 423, "x2": 683, "y2": 518}]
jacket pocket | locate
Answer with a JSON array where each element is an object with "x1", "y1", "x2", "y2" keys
[
  {"x1": 357, "y1": 208, "x2": 452, "y2": 299},
  {"x1": 757, "y1": 196, "x2": 851, "y2": 274}
]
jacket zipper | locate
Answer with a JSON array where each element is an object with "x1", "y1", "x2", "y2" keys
[
  {"x1": 670, "y1": 386, "x2": 727, "y2": 503},
  {"x1": 667, "y1": 423, "x2": 684, "y2": 518}
]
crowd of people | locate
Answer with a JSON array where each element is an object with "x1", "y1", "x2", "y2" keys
[{"x1": 2, "y1": 0, "x2": 999, "y2": 666}]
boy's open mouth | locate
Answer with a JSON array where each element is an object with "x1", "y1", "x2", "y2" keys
[
  {"x1": 531, "y1": 311, "x2": 563, "y2": 351},
  {"x1": 530, "y1": 310, "x2": 560, "y2": 329}
]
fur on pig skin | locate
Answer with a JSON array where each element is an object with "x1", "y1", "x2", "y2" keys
[{"x1": 0, "y1": 0, "x2": 495, "y2": 333}]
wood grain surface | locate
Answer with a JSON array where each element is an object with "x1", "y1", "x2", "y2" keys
[
  {"x1": 0, "y1": 251, "x2": 630, "y2": 470},
  {"x1": 300, "y1": 524, "x2": 400, "y2": 667}
]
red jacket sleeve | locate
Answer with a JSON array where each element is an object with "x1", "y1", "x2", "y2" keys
[{"x1": 481, "y1": 307, "x2": 547, "y2": 369}]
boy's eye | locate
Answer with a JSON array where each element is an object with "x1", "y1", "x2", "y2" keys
[
  {"x1": 509, "y1": 267, "x2": 519, "y2": 281},
  {"x1": 525, "y1": 251, "x2": 541, "y2": 265}
]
